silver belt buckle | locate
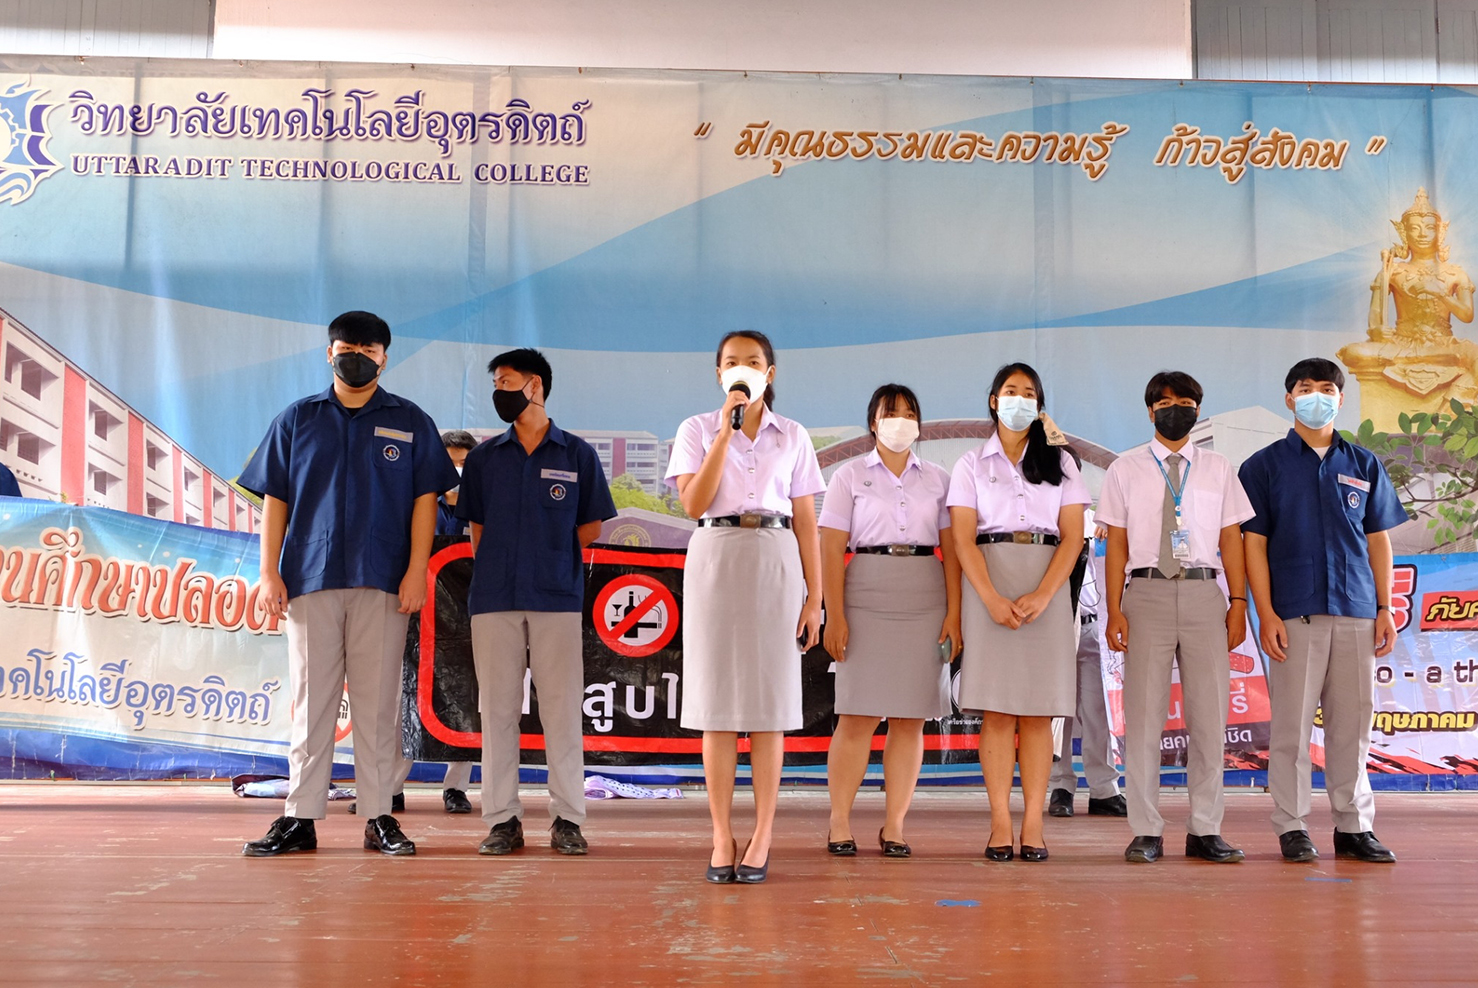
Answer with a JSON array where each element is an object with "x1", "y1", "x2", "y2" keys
[
  {"x1": 739, "y1": 512, "x2": 763, "y2": 529},
  {"x1": 888, "y1": 543, "x2": 910, "y2": 557},
  {"x1": 1012, "y1": 531, "x2": 1034, "y2": 545}
]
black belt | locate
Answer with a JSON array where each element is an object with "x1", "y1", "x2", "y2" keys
[
  {"x1": 977, "y1": 532, "x2": 1060, "y2": 547},
  {"x1": 699, "y1": 514, "x2": 792, "y2": 530},
  {"x1": 1129, "y1": 567, "x2": 1218, "y2": 581},
  {"x1": 853, "y1": 544, "x2": 937, "y2": 557}
]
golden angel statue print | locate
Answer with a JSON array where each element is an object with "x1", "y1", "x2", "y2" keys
[{"x1": 1339, "y1": 188, "x2": 1478, "y2": 431}]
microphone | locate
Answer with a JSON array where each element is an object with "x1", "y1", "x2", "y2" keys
[{"x1": 728, "y1": 382, "x2": 750, "y2": 430}]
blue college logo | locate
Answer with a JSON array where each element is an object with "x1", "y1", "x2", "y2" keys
[
  {"x1": 383, "y1": 444, "x2": 400, "y2": 462},
  {"x1": 550, "y1": 483, "x2": 567, "y2": 501},
  {"x1": 0, "y1": 82, "x2": 62, "y2": 205},
  {"x1": 1347, "y1": 490, "x2": 1361, "y2": 509}
]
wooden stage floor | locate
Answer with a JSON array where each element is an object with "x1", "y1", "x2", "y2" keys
[{"x1": 1, "y1": 783, "x2": 1474, "y2": 986}]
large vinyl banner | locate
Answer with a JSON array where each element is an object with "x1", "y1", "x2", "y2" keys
[{"x1": 0, "y1": 57, "x2": 1475, "y2": 783}]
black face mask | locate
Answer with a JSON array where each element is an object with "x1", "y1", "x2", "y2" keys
[
  {"x1": 332, "y1": 352, "x2": 381, "y2": 389},
  {"x1": 493, "y1": 386, "x2": 531, "y2": 423},
  {"x1": 1153, "y1": 405, "x2": 1198, "y2": 442}
]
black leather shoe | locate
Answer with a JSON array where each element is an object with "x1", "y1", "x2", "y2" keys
[
  {"x1": 707, "y1": 839, "x2": 738, "y2": 883},
  {"x1": 242, "y1": 816, "x2": 317, "y2": 857},
  {"x1": 735, "y1": 841, "x2": 770, "y2": 883},
  {"x1": 347, "y1": 791, "x2": 406, "y2": 816},
  {"x1": 1020, "y1": 844, "x2": 1049, "y2": 862},
  {"x1": 1125, "y1": 835, "x2": 1163, "y2": 863},
  {"x1": 363, "y1": 815, "x2": 416, "y2": 856},
  {"x1": 826, "y1": 835, "x2": 858, "y2": 856},
  {"x1": 1333, "y1": 830, "x2": 1396, "y2": 863},
  {"x1": 1279, "y1": 829, "x2": 1319, "y2": 862},
  {"x1": 984, "y1": 844, "x2": 1014, "y2": 862},
  {"x1": 478, "y1": 818, "x2": 524, "y2": 855},
  {"x1": 1088, "y1": 794, "x2": 1128, "y2": 817},
  {"x1": 443, "y1": 789, "x2": 473, "y2": 814},
  {"x1": 1048, "y1": 788, "x2": 1074, "y2": 818},
  {"x1": 550, "y1": 817, "x2": 589, "y2": 855},
  {"x1": 1185, "y1": 833, "x2": 1244, "y2": 863},
  {"x1": 879, "y1": 828, "x2": 911, "y2": 858}
]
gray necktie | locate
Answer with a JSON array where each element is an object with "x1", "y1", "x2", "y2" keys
[{"x1": 1157, "y1": 453, "x2": 1184, "y2": 578}]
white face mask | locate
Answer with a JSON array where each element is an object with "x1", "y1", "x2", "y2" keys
[
  {"x1": 875, "y1": 417, "x2": 919, "y2": 453},
  {"x1": 995, "y1": 395, "x2": 1039, "y2": 433},
  {"x1": 719, "y1": 365, "x2": 770, "y2": 406}
]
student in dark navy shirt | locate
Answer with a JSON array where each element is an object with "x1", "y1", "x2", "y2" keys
[
  {"x1": 1239, "y1": 358, "x2": 1408, "y2": 865},
  {"x1": 0, "y1": 461, "x2": 21, "y2": 497},
  {"x1": 238, "y1": 311, "x2": 459, "y2": 858},
  {"x1": 456, "y1": 348, "x2": 616, "y2": 857},
  {"x1": 436, "y1": 429, "x2": 478, "y2": 537}
]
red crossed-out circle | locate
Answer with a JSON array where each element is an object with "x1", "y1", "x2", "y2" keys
[{"x1": 593, "y1": 574, "x2": 679, "y2": 657}]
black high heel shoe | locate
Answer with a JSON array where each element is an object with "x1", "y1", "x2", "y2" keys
[
  {"x1": 984, "y1": 844, "x2": 1014, "y2": 862},
  {"x1": 706, "y1": 839, "x2": 737, "y2": 884},
  {"x1": 1019, "y1": 844, "x2": 1049, "y2": 862},
  {"x1": 735, "y1": 841, "x2": 769, "y2": 884},
  {"x1": 879, "y1": 828, "x2": 911, "y2": 858}
]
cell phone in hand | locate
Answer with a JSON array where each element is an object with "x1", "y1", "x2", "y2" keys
[{"x1": 939, "y1": 636, "x2": 953, "y2": 661}]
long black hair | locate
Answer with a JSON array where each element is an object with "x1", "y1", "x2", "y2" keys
[
  {"x1": 988, "y1": 362, "x2": 1068, "y2": 486},
  {"x1": 716, "y1": 330, "x2": 776, "y2": 408},
  {"x1": 866, "y1": 383, "x2": 921, "y2": 440}
]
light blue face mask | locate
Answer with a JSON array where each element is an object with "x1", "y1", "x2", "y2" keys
[
  {"x1": 996, "y1": 395, "x2": 1039, "y2": 432},
  {"x1": 1293, "y1": 391, "x2": 1339, "y2": 429}
]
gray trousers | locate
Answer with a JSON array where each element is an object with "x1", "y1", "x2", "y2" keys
[
  {"x1": 1267, "y1": 615, "x2": 1377, "y2": 835},
  {"x1": 1050, "y1": 616, "x2": 1121, "y2": 799},
  {"x1": 471, "y1": 611, "x2": 586, "y2": 827},
  {"x1": 283, "y1": 588, "x2": 408, "y2": 820},
  {"x1": 394, "y1": 758, "x2": 474, "y2": 792},
  {"x1": 1121, "y1": 578, "x2": 1230, "y2": 837}
]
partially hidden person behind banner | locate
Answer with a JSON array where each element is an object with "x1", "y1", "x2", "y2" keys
[
  {"x1": 1100, "y1": 370, "x2": 1254, "y2": 865},
  {"x1": 372, "y1": 429, "x2": 484, "y2": 815},
  {"x1": 458, "y1": 349, "x2": 617, "y2": 857},
  {"x1": 1048, "y1": 510, "x2": 1128, "y2": 819},
  {"x1": 0, "y1": 460, "x2": 21, "y2": 497},
  {"x1": 239, "y1": 310, "x2": 460, "y2": 857},
  {"x1": 1238, "y1": 358, "x2": 1407, "y2": 864},
  {"x1": 665, "y1": 330, "x2": 826, "y2": 884},
  {"x1": 820, "y1": 384, "x2": 963, "y2": 859},
  {"x1": 947, "y1": 363, "x2": 1089, "y2": 863}
]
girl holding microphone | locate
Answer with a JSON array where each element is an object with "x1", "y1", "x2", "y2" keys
[
  {"x1": 665, "y1": 330, "x2": 826, "y2": 885},
  {"x1": 820, "y1": 384, "x2": 962, "y2": 858},
  {"x1": 947, "y1": 363, "x2": 1088, "y2": 862}
]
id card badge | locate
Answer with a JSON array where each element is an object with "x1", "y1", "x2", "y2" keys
[{"x1": 1170, "y1": 528, "x2": 1192, "y2": 561}]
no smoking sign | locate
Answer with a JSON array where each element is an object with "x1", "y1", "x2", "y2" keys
[{"x1": 593, "y1": 574, "x2": 680, "y2": 657}]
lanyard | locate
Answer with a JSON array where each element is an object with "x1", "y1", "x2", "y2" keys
[{"x1": 1151, "y1": 452, "x2": 1192, "y2": 524}]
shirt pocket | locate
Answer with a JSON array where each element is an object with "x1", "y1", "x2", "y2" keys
[
  {"x1": 283, "y1": 531, "x2": 330, "y2": 581},
  {"x1": 540, "y1": 480, "x2": 579, "y2": 548},
  {"x1": 1341, "y1": 556, "x2": 1376, "y2": 604}
]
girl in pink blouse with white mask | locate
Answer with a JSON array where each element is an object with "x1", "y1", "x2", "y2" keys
[
  {"x1": 820, "y1": 384, "x2": 963, "y2": 859},
  {"x1": 947, "y1": 362, "x2": 1089, "y2": 863},
  {"x1": 665, "y1": 331, "x2": 826, "y2": 884}
]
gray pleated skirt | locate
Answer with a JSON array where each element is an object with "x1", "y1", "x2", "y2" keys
[
  {"x1": 834, "y1": 553, "x2": 951, "y2": 719},
  {"x1": 680, "y1": 526, "x2": 805, "y2": 732},
  {"x1": 958, "y1": 541, "x2": 1074, "y2": 717}
]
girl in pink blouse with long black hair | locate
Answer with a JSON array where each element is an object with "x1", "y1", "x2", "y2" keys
[{"x1": 947, "y1": 362, "x2": 1089, "y2": 863}]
